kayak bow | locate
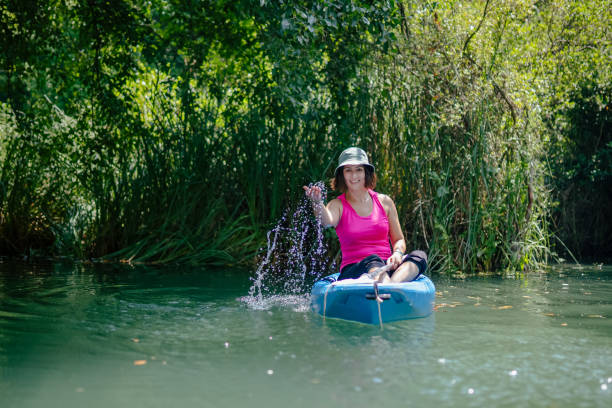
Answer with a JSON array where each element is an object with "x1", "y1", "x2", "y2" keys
[{"x1": 311, "y1": 273, "x2": 435, "y2": 324}]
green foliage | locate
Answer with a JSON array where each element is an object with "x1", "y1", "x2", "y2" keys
[{"x1": 0, "y1": 0, "x2": 609, "y2": 270}]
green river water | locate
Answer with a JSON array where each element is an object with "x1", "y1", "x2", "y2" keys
[{"x1": 1, "y1": 260, "x2": 610, "y2": 407}]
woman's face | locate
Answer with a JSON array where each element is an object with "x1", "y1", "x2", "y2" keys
[{"x1": 342, "y1": 165, "x2": 366, "y2": 190}]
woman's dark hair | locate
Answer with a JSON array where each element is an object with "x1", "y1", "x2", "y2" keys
[{"x1": 330, "y1": 166, "x2": 377, "y2": 193}]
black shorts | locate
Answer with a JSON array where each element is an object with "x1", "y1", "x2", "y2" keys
[{"x1": 338, "y1": 250, "x2": 428, "y2": 281}]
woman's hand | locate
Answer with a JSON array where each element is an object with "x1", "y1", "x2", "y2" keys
[
  {"x1": 387, "y1": 251, "x2": 404, "y2": 270},
  {"x1": 303, "y1": 185, "x2": 323, "y2": 205},
  {"x1": 302, "y1": 184, "x2": 342, "y2": 228}
]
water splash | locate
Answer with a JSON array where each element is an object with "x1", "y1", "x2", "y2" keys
[{"x1": 240, "y1": 182, "x2": 335, "y2": 310}]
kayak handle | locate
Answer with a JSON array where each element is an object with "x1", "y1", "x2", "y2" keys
[{"x1": 365, "y1": 293, "x2": 391, "y2": 300}]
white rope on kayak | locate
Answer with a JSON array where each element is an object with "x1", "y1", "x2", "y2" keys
[
  {"x1": 368, "y1": 264, "x2": 392, "y2": 330},
  {"x1": 373, "y1": 282, "x2": 384, "y2": 330}
]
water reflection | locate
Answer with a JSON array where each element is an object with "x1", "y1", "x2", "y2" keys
[{"x1": 313, "y1": 313, "x2": 435, "y2": 350}]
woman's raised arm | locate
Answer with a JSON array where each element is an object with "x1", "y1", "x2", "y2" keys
[{"x1": 303, "y1": 185, "x2": 342, "y2": 227}]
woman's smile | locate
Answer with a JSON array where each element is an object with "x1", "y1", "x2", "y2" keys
[{"x1": 343, "y1": 165, "x2": 366, "y2": 188}]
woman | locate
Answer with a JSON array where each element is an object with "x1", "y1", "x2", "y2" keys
[{"x1": 303, "y1": 147, "x2": 427, "y2": 283}]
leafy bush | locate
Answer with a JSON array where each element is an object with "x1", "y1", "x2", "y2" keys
[{"x1": 1, "y1": 0, "x2": 609, "y2": 270}]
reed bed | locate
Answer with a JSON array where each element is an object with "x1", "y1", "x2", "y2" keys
[{"x1": 4, "y1": 0, "x2": 604, "y2": 271}]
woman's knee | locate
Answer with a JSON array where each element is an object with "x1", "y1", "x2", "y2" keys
[
  {"x1": 403, "y1": 250, "x2": 428, "y2": 275},
  {"x1": 390, "y1": 261, "x2": 420, "y2": 282}
]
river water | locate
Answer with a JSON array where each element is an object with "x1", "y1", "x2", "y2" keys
[{"x1": 1, "y1": 260, "x2": 610, "y2": 407}]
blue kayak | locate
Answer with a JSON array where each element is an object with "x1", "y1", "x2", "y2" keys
[{"x1": 311, "y1": 273, "x2": 435, "y2": 324}]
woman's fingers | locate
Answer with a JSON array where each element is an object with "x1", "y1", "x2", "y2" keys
[
  {"x1": 303, "y1": 185, "x2": 321, "y2": 201},
  {"x1": 387, "y1": 254, "x2": 401, "y2": 269}
]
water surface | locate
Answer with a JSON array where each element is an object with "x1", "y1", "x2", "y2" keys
[{"x1": 1, "y1": 261, "x2": 610, "y2": 407}]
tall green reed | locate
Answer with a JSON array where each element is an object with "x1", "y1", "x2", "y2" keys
[{"x1": 358, "y1": 5, "x2": 551, "y2": 272}]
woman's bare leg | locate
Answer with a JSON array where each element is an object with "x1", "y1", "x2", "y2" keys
[
  {"x1": 389, "y1": 261, "x2": 419, "y2": 282},
  {"x1": 365, "y1": 267, "x2": 392, "y2": 283}
]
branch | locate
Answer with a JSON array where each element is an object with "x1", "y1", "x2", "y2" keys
[
  {"x1": 398, "y1": 2, "x2": 411, "y2": 41},
  {"x1": 462, "y1": 0, "x2": 492, "y2": 56},
  {"x1": 463, "y1": 51, "x2": 519, "y2": 123},
  {"x1": 492, "y1": 81, "x2": 518, "y2": 123}
]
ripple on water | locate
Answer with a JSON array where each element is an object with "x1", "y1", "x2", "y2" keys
[
  {"x1": 1, "y1": 250, "x2": 611, "y2": 408},
  {"x1": 237, "y1": 294, "x2": 311, "y2": 312}
]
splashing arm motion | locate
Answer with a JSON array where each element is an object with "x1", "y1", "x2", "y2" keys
[{"x1": 303, "y1": 185, "x2": 341, "y2": 228}]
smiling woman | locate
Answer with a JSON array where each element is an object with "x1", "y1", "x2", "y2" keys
[{"x1": 303, "y1": 147, "x2": 427, "y2": 283}]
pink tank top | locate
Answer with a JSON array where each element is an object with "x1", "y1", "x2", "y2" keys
[{"x1": 335, "y1": 189, "x2": 392, "y2": 271}]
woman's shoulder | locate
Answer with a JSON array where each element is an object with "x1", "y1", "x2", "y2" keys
[
  {"x1": 374, "y1": 192, "x2": 396, "y2": 216},
  {"x1": 373, "y1": 191, "x2": 393, "y2": 204},
  {"x1": 330, "y1": 193, "x2": 345, "y2": 203},
  {"x1": 328, "y1": 197, "x2": 343, "y2": 207},
  {"x1": 327, "y1": 197, "x2": 344, "y2": 226}
]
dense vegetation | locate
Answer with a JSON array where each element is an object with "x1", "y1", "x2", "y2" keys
[{"x1": 1, "y1": 0, "x2": 610, "y2": 272}]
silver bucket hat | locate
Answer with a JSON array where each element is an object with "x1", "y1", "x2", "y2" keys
[{"x1": 334, "y1": 147, "x2": 374, "y2": 175}]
